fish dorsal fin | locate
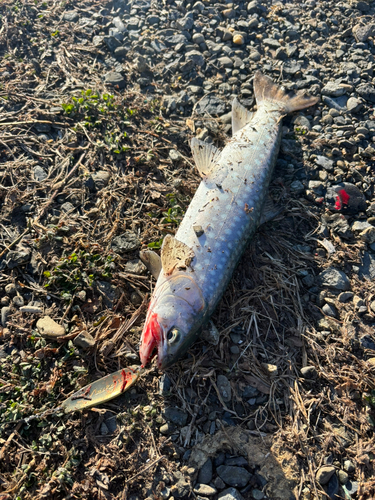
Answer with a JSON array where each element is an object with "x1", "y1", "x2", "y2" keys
[
  {"x1": 232, "y1": 97, "x2": 254, "y2": 134},
  {"x1": 161, "y1": 235, "x2": 195, "y2": 275},
  {"x1": 140, "y1": 250, "x2": 162, "y2": 280},
  {"x1": 190, "y1": 138, "x2": 221, "y2": 178}
]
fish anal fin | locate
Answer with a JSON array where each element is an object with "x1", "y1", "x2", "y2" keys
[
  {"x1": 232, "y1": 97, "x2": 254, "y2": 135},
  {"x1": 140, "y1": 250, "x2": 162, "y2": 280},
  {"x1": 161, "y1": 235, "x2": 195, "y2": 275},
  {"x1": 191, "y1": 138, "x2": 221, "y2": 178}
]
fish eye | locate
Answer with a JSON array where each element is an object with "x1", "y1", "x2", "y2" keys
[{"x1": 167, "y1": 327, "x2": 180, "y2": 344}]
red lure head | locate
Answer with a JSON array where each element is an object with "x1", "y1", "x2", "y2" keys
[{"x1": 334, "y1": 189, "x2": 350, "y2": 210}]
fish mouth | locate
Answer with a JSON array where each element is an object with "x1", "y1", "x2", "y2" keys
[{"x1": 139, "y1": 313, "x2": 165, "y2": 368}]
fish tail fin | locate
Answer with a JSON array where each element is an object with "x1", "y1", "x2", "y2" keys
[{"x1": 253, "y1": 71, "x2": 319, "y2": 113}]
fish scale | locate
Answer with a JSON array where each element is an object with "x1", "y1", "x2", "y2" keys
[
  {"x1": 139, "y1": 72, "x2": 318, "y2": 369},
  {"x1": 176, "y1": 108, "x2": 282, "y2": 312}
]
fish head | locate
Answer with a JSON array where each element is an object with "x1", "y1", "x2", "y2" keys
[{"x1": 139, "y1": 272, "x2": 205, "y2": 369}]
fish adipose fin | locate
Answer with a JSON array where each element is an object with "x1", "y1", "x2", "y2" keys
[
  {"x1": 191, "y1": 138, "x2": 221, "y2": 177},
  {"x1": 161, "y1": 234, "x2": 195, "y2": 275},
  {"x1": 254, "y1": 71, "x2": 319, "y2": 113},
  {"x1": 232, "y1": 98, "x2": 254, "y2": 134},
  {"x1": 140, "y1": 250, "x2": 162, "y2": 280}
]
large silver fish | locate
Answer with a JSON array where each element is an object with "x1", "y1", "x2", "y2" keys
[{"x1": 139, "y1": 72, "x2": 318, "y2": 369}]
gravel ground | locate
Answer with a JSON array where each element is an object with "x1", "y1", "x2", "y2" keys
[{"x1": 0, "y1": 0, "x2": 375, "y2": 499}]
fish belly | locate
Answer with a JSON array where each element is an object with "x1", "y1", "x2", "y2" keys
[{"x1": 175, "y1": 108, "x2": 282, "y2": 312}]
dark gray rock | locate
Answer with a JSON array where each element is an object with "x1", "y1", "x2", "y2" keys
[
  {"x1": 216, "y1": 466, "x2": 252, "y2": 488},
  {"x1": 96, "y1": 281, "x2": 120, "y2": 308},
  {"x1": 111, "y1": 232, "x2": 140, "y2": 253},
  {"x1": 325, "y1": 472, "x2": 339, "y2": 500},
  {"x1": 186, "y1": 50, "x2": 205, "y2": 67},
  {"x1": 217, "y1": 375, "x2": 231, "y2": 402},
  {"x1": 104, "y1": 35, "x2": 122, "y2": 52},
  {"x1": 224, "y1": 456, "x2": 248, "y2": 467},
  {"x1": 358, "y1": 252, "x2": 375, "y2": 280},
  {"x1": 360, "y1": 335, "x2": 375, "y2": 350},
  {"x1": 176, "y1": 15, "x2": 194, "y2": 31},
  {"x1": 104, "y1": 71, "x2": 126, "y2": 88},
  {"x1": 316, "y1": 466, "x2": 335, "y2": 485},
  {"x1": 147, "y1": 15, "x2": 160, "y2": 25},
  {"x1": 159, "y1": 374, "x2": 172, "y2": 395},
  {"x1": 6, "y1": 250, "x2": 31, "y2": 269},
  {"x1": 356, "y1": 83, "x2": 375, "y2": 103},
  {"x1": 322, "y1": 303, "x2": 337, "y2": 318},
  {"x1": 114, "y1": 46, "x2": 127, "y2": 59},
  {"x1": 300, "y1": 366, "x2": 318, "y2": 379},
  {"x1": 195, "y1": 95, "x2": 226, "y2": 115},
  {"x1": 318, "y1": 268, "x2": 350, "y2": 291},
  {"x1": 163, "y1": 407, "x2": 188, "y2": 426},
  {"x1": 198, "y1": 458, "x2": 213, "y2": 484}
]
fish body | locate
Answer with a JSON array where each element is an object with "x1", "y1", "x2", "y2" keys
[{"x1": 140, "y1": 72, "x2": 318, "y2": 369}]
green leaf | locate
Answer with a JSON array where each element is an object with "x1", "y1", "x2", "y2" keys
[{"x1": 148, "y1": 239, "x2": 163, "y2": 249}]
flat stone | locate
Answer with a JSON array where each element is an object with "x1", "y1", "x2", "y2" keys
[
  {"x1": 195, "y1": 95, "x2": 226, "y2": 115},
  {"x1": 218, "y1": 56, "x2": 233, "y2": 68},
  {"x1": 315, "y1": 156, "x2": 334, "y2": 171},
  {"x1": 360, "y1": 226, "x2": 375, "y2": 244},
  {"x1": 322, "y1": 82, "x2": 346, "y2": 97},
  {"x1": 218, "y1": 488, "x2": 244, "y2": 500},
  {"x1": 318, "y1": 268, "x2": 350, "y2": 291},
  {"x1": 111, "y1": 232, "x2": 140, "y2": 253},
  {"x1": 124, "y1": 259, "x2": 146, "y2": 275},
  {"x1": 73, "y1": 330, "x2": 96, "y2": 349},
  {"x1": 322, "y1": 303, "x2": 337, "y2": 318},
  {"x1": 186, "y1": 50, "x2": 205, "y2": 67},
  {"x1": 316, "y1": 466, "x2": 335, "y2": 485},
  {"x1": 104, "y1": 36, "x2": 122, "y2": 52},
  {"x1": 33, "y1": 165, "x2": 48, "y2": 181},
  {"x1": 338, "y1": 292, "x2": 354, "y2": 303},
  {"x1": 36, "y1": 316, "x2": 65, "y2": 338},
  {"x1": 163, "y1": 407, "x2": 188, "y2": 426},
  {"x1": 61, "y1": 202, "x2": 74, "y2": 213},
  {"x1": 193, "y1": 484, "x2": 217, "y2": 496},
  {"x1": 325, "y1": 473, "x2": 339, "y2": 499},
  {"x1": 6, "y1": 250, "x2": 31, "y2": 269},
  {"x1": 252, "y1": 490, "x2": 264, "y2": 500},
  {"x1": 217, "y1": 466, "x2": 252, "y2": 488},
  {"x1": 63, "y1": 11, "x2": 79, "y2": 22},
  {"x1": 176, "y1": 15, "x2": 194, "y2": 31},
  {"x1": 104, "y1": 71, "x2": 126, "y2": 88}
]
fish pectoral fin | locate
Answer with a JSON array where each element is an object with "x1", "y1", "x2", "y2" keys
[
  {"x1": 161, "y1": 234, "x2": 195, "y2": 275},
  {"x1": 140, "y1": 250, "x2": 162, "y2": 280},
  {"x1": 232, "y1": 97, "x2": 254, "y2": 135},
  {"x1": 190, "y1": 138, "x2": 221, "y2": 178},
  {"x1": 260, "y1": 195, "x2": 283, "y2": 225}
]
